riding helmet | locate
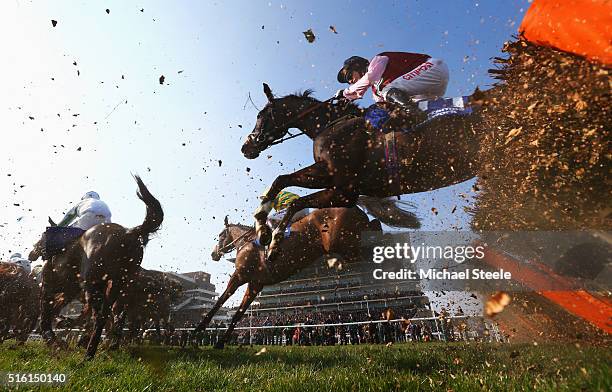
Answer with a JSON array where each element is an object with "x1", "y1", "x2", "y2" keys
[
  {"x1": 81, "y1": 191, "x2": 100, "y2": 200},
  {"x1": 337, "y1": 56, "x2": 370, "y2": 83}
]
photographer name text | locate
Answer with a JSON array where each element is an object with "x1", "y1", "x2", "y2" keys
[{"x1": 372, "y1": 268, "x2": 512, "y2": 280}]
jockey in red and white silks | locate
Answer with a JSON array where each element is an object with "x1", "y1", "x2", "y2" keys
[{"x1": 336, "y1": 52, "x2": 449, "y2": 104}]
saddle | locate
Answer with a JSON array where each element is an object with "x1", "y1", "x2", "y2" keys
[
  {"x1": 363, "y1": 96, "x2": 474, "y2": 185},
  {"x1": 364, "y1": 96, "x2": 474, "y2": 133},
  {"x1": 43, "y1": 226, "x2": 86, "y2": 259}
]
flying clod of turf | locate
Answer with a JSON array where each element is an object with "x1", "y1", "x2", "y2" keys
[
  {"x1": 0, "y1": 342, "x2": 610, "y2": 391},
  {"x1": 472, "y1": 39, "x2": 610, "y2": 231}
]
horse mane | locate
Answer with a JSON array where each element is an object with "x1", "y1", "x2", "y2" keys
[
  {"x1": 286, "y1": 90, "x2": 361, "y2": 115},
  {"x1": 288, "y1": 89, "x2": 315, "y2": 99},
  {"x1": 228, "y1": 223, "x2": 255, "y2": 232}
]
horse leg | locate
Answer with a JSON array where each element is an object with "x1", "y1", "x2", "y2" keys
[
  {"x1": 196, "y1": 274, "x2": 242, "y2": 333},
  {"x1": 368, "y1": 218, "x2": 383, "y2": 232},
  {"x1": 268, "y1": 189, "x2": 357, "y2": 260},
  {"x1": 0, "y1": 319, "x2": 9, "y2": 344},
  {"x1": 216, "y1": 283, "x2": 261, "y2": 349},
  {"x1": 39, "y1": 262, "x2": 63, "y2": 346},
  {"x1": 109, "y1": 305, "x2": 127, "y2": 350},
  {"x1": 15, "y1": 311, "x2": 38, "y2": 345},
  {"x1": 128, "y1": 319, "x2": 138, "y2": 344},
  {"x1": 14, "y1": 306, "x2": 35, "y2": 344},
  {"x1": 254, "y1": 162, "x2": 332, "y2": 245},
  {"x1": 76, "y1": 302, "x2": 93, "y2": 348},
  {"x1": 154, "y1": 321, "x2": 161, "y2": 343},
  {"x1": 84, "y1": 280, "x2": 117, "y2": 360}
]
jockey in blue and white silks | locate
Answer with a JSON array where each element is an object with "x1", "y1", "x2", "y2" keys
[
  {"x1": 9, "y1": 252, "x2": 32, "y2": 274},
  {"x1": 57, "y1": 191, "x2": 112, "y2": 231}
]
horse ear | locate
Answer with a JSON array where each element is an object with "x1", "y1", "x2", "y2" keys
[
  {"x1": 224, "y1": 215, "x2": 229, "y2": 226},
  {"x1": 263, "y1": 83, "x2": 274, "y2": 102}
]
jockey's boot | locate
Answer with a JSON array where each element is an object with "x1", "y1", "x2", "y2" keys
[
  {"x1": 386, "y1": 88, "x2": 412, "y2": 107},
  {"x1": 385, "y1": 88, "x2": 425, "y2": 129}
]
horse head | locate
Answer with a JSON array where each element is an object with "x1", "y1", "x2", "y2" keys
[
  {"x1": 241, "y1": 83, "x2": 308, "y2": 159},
  {"x1": 211, "y1": 219, "x2": 233, "y2": 261},
  {"x1": 211, "y1": 220, "x2": 254, "y2": 261}
]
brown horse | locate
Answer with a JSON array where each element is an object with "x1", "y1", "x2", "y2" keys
[
  {"x1": 112, "y1": 268, "x2": 183, "y2": 344},
  {"x1": 197, "y1": 207, "x2": 381, "y2": 348},
  {"x1": 28, "y1": 175, "x2": 163, "y2": 359},
  {"x1": 0, "y1": 262, "x2": 39, "y2": 344},
  {"x1": 241, "y1": 84, "x2": 484, "y2": 258}
]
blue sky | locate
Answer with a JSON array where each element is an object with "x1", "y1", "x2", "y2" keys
[{"x1": 1, "y1": 1, "x2": 529, "y2": 303}]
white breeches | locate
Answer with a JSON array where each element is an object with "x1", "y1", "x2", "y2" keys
[
  {"x1": 70, "y1": 212, "x2": 111, "y2": 231},
  {"x1": 382, "y1": 58, "x2": 449, "y2": 102},
  {"x1": 267, "y1": 208, "x2": 311, "y2": 228}
]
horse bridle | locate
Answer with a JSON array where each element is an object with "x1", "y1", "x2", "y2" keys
[
  {"x1": 216, "y1": 226, "x2": 255, "y2": 255},
  {"x1": 252, "y1": 97, "x2": 337, "y2": 147}
]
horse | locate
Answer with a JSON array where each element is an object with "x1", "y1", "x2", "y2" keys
[
  {"x1": 0, "y1": 262, "x2": 39, "y2": 344},
  {"x1": 112, "y1": 268, "x2": 183, "y2": 345},
  {"x1": 241, "y1": 83, "x2": 485, "y2": 258},
  {"x1": 28, "y1": 175, "x2": 163, "y2": 360},
  {"x1": 196, "y1": 208, "x2": 382, "y2": 348}
]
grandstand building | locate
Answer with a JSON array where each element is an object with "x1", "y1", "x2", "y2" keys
[
  {"x1": 241, "y1": 233, "x2": 433, "y2": 321},
  {"x1": 169, "y1": 271, "x2": 228, "y2": 325},
  {"x1": 249, "y1": 258, "x2": 431, "y2": 318}
]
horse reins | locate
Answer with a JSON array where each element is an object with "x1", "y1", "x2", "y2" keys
[
  {"x1": 267, "y1": 97, "x2": 337, "y2": 146},
  {"x1": 217, "y1": 227, "x2": 255, "y2": 254}
]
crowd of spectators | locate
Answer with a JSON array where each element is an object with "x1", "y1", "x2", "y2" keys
[
  {"x1": 139, "y1": 303, "x2": 451, "y2": 347},
  {"x1": 232, "y1": 311, "x2": 435, "y2": 346},
  {"x1": 56, "y1": 304, "x2": 487, "y2": 348}
]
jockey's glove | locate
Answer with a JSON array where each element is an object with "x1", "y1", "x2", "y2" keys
[{"x1": 334, "y1": 89, "x2": 346, "y2": 100}]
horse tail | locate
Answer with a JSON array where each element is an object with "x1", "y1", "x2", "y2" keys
[
  {"x1": 357, "y1": 195, "x2": 421, "y2": 229},
  {"x1": 127, "y1": 175, "x2": 164, "y2": 246}
]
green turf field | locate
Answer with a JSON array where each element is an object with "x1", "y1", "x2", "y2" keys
[{"x1": 0, "y1": 342, "x2": 609, "y2": 391}]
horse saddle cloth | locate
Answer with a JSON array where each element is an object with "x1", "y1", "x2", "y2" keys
[
  {"x1": 364, "y1": 96, "x2": 473, "y2": 131},
  {"x1": 417, "y1": 96, "x2": 473, "y2": 122},
  {"x1": 44, "y1": 226, "x2": 86, "y2": 259}
]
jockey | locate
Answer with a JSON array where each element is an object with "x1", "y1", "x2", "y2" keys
[
  {"x1": 9, "y1": 252, "x2": 32, "y2": 274},
  {"x1": 30, "y1": 262, "x2": 44, "y2": 282},
  {"x1": 57, "y1": 191, "x2": 112, "y2": 231},
  {"x1": 267, "y1": 190, "x2": 310, "y2": 228},
  {"x1": 335, "y1": 52, "x2": 449, "y2": 107}
]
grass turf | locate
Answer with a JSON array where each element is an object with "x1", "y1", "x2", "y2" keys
[{"x1": 0, "y1": 341, "x2": 609, "y2": 391}]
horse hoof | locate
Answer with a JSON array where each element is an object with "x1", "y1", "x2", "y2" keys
[
  {"x1": 257, "y1": 225, "x2": 272, "y2": 246},
  {"x1": 254, "y1": 209, "x2": 268, "y2": 222},
  {"x1": 50, "y1": 339, "x2": 67, "y2": 353},
  {"x1": 267, "y1": 230, "x2": 283, "y2": 260},
  {"x1": 213, "y1": 342, "x2": 225, "y2": 349},
  {"x1": 267, "y1": 243, "x2": 280, "y2": 262},
  {"x1": 271, "y1": 228, "x2": 283, "y2": 243},
  {"x1": 267, "y1": 250, "x2": 279, "y2": 262},
  {"x1": 28, "y1": 250, "x2": 40, "y2": 261}
]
